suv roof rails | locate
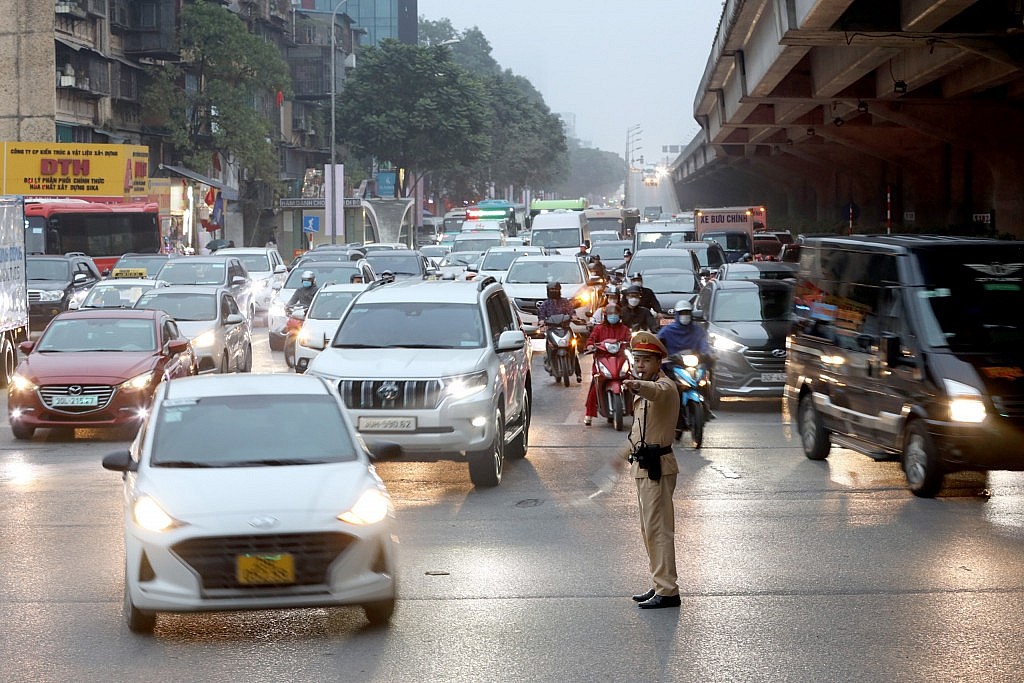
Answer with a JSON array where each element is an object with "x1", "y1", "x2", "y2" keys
[{"x1": 64, "y1": 251, "x2": 88, "y2": 257}]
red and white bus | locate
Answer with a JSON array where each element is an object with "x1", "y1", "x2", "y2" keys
[{"x1": 24, "y1": 199, "x2": 161, "y2": 272}]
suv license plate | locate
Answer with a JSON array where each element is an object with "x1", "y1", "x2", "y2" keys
[
  {"x1": 359, "y1": 416, "x2": 417, "y2": 432},
  {"x1": 761, "y1": 372, "x2": 786, "y2": 383}
]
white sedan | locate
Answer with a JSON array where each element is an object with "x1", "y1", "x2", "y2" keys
[
  {"x1": 102, "y1": 373, "x2": 400, "y2": 633},
  {"x1": 291, "y1": 282, "x2": 367, "y2": 372}
]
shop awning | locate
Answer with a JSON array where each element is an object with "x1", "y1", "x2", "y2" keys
[{"x1": 158, "y1": 164, "x2": 239, "y2": 201}]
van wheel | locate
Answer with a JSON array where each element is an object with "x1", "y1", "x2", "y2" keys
[
  {"x1": 0, "y1": 337, "x2": 16, "y2": 388},
  {"x1": 798, "y1": 393, "x2": 830, "y2": 460},
  {"x1": 903, "y1": 420, "x2": 944, "y2": 498},
  {"x1": 468, "y1": 409, "x2": 503, "y2": 487}
]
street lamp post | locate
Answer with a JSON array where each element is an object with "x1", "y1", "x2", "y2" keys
[
  {"x1": 625, "y1": 124, "x2": 642, "y2": 207},
  {"x1": 329, "y1": 0, "x2": 351, "y2": 244}
]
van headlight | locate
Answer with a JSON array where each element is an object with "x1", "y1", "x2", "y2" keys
[
  {"x1": 944, "y1": 379, "x2": 986, "y2": 423},
  {"x1": 442, "y1": 370, "x2": 489, "y2": 400}
]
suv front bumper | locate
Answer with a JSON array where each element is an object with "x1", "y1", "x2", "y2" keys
[{"x1": 345, "y1": 394, "x2": 498, "y2": 456}]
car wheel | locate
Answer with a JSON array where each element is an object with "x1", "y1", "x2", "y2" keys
[
  {"x1": 688, "y1": 401, "x2": 704, "y2": 449},
  {"x1": 903, "y1": 420, "x2": 944, "y2": 498},
  {"x1": 468, "y1": 408, "x2": 503, "y2": 487},
  {"x1": 362, "y1": 597, "x2": 395, "y2": 626},
  {"x1": 507, "y1": 391, "x2": 530, "y2": 460},
  {"x1": 239, "y1": 343, "x2": 253, "y2": 372},
  {"x1": 123, "y1": 574, "x2": 156, "y2": 634},
  {"x1": 0, "y1": 337, "x2": 16, "y2": 388},
  {"x1": 268, "y1": 334, "x2": 284, "y2": 352},
  {"x1": 219, "y1": 352, "x2": 229, "y2": 374},
  {"x1": 798, "y1": 393, "x2": 830, "y2": 460},
  {"x1": 11, "y1": 421, "x2": 34, "y2": 440}
]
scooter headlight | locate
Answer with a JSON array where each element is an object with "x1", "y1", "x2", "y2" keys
[{"x1": 682, "y1": 354, "x2": 700, "y2": 368}]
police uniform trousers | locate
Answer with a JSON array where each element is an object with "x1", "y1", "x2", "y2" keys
[{"x1": 636, "y1": 464, "x2": 679, "y2": 596}]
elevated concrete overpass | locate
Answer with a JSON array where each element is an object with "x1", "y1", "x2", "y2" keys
[{"x1": 671, "y1": 0, "x2": 1024, "y2": 236}]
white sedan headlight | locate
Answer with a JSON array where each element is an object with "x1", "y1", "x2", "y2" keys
[
  {"x1": 132, "y1": 495, "x2": 180, "y2": 532},
  {"x1": 38, "y1": 290, "x2": 65, "y2": 302},
  {"x1": 944, "y1": 379, "x2": 986, "y2": 423},
  {"x1": 120, "y1": 371, "x2": 155, "y2": 391},
  {"x1": 442, "y1": 370, "x2": 489, "y2": 400},
  {"x1": 192, "y1": 329, "x2": 217, "y2": 348},
  {"x1": 269, "y1": 302, "x2": 286, "y2": 318},
  {"x1": 338, "y1": 488, "x2": 391, "y2": 525}
]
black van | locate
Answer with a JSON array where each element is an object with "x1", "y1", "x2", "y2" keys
[{"x1": 785, "y1": 235, "x2": 1024, "y2": 497}]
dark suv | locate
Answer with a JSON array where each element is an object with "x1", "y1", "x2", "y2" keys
[{"x1": 27, "y1": 253, "x2": 102, "y2": 331}]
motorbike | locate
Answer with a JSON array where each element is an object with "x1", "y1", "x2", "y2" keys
[
  {"x1": 662, "y1": 351, "x2": 710, "y2": 448},
  {"x1": 282, "y1": 305, "x2": 306, "y2": 369},
  {"x1": 542, "y1": 313, "x2": 581, "y2": 387},
  {"x1": 585, "y1": 338, "x2": 633, "y2": 431}
]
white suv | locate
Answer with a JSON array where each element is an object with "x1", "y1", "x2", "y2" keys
[{"x1": 305, "y1": 277, "x2": 532, "y2": 487}]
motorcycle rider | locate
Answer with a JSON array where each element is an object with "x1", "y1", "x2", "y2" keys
[
  {"x1": 538, "y1": 281, "x2": 582, "y2": 382},
  {"x1": 589, "y1": 285, "x2": 621, "y2": 325},
  {"x1": 286, "y1": 270, "x2": 319, "y2": 312},
  {"x1": 583, "y1": 303, "x2": 631, "y2": 425},
  {"x1": 657, "y1": 299, "x2": 716, "y2": 419},
  {"x1": 588, "y1": 253, "x2": 608, "y2": 282},
  {"x1": 628, "y1": 272, "x2": 661, "y2": 313},
  {"x1": 621, "y1": 284, "x2": 658, "y2": 332}
]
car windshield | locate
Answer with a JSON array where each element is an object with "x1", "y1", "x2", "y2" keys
[
  {"x1": 284, "y1": 264, "x2": 358, "y2": 288},
  {"x1": 235, "y1": 254, "x2": 271, "y2": 273},
  {"x1": 642, "y1": 272, "x2": 697, "y2": 294},
  {"x1": 504, "y1": 261, "x2": 583, "y2": 284},
  {"x1": 453, "y1": 238, "x2": 501, "y2": 253},
  {"x1": 309, "y1": 290, "x2": 360, "y2": 319},
  {"x1": 440, "y1": 251, "x2": 482, "y2": 267},
  {"x1": 636, "y1": 231, "x2": 687, "y2": 250},
  {"x1": 158, "y1": 261, "x2": 226, "y2": 286},
  {"x1": 704, "y1": 233, "x2": 751, "y2": 251},
  {"x1": 629, "y1": 254, "x2": 694, "y2": 273},
  {"x1": 480, "y1": 251, "x2": 529, "y2": 271},
  {"x1": 27, "y1": 259, "x2": 71, "y2": 280},
  {"x1": 914, "y1": 245, "x2": 1024, "y2": 351},
  {"x1": 712, "y1": 287, "x2": 792, "y2": 322},
  {"x1": 113, "y1": 255, "x2": 167, "y2": 274},
  {"x1": 150, "y1": 395, "x2": 357, "y2": 467},
  {"x1": 530, "y1": 228, "x2": 578, "y2": 249},
  {"x1": 82, "y1": 283, "x2": 153, "y2": 308},
  {"x1": 334, "y1": 303, "x2": 485, "y2": 349},
  {"x1": 590, "y1": 242, "x2": 631, "y2": 263},
  {"x1": 364, "y1": 254, "x2": 422, "y2": 275},
  {"x1": 135, "y1": 292, "x2": 217, "y2": 321},
  {"x1": 588, "y1": 219, "x2": 622, "y2": 234},
  {"x1": 37, "y1": 317, "x2": 156, "y2": 352}
]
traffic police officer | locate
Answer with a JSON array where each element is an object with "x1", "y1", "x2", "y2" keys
[{"x1": 618, "y1": 331, "x2": 682, "y2": 609}]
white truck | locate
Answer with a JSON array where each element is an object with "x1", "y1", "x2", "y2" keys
[
  {"x1": 693, "y1": 205, "x2": 767, "y2": 239},
  {"x1": 0, "y1": 196, "x2": 28, "y2": 386}
]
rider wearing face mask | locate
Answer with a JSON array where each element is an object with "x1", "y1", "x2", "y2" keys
[
  {"x1": 582, "y1": 303, "x2": 631, "y2": 425},
  {"x1": 657, "y1": 299, "x2": 715, "y2": 418},
  {"x1": 620, "y1": 284, "x2": 658, "y2": 332},
  {"x1": 286, "y1": 270, "x2": 319, "y2": 311}
]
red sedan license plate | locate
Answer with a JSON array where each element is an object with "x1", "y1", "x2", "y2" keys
[{"x1": 236, "y1": 553, "x2": 296, "y2": 585}]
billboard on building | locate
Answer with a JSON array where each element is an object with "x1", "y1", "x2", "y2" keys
[{"x1": 2, "y1": 142, "x2": 150, "y2": 201}]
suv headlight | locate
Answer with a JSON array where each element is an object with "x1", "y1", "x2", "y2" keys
[
  {"x1": 442, "y1": 370, "x2": 489, "y2": 401},
  {"x1": 120, "y1": 370, "x2": 156, "y2": 392},
  {"x1": 709, "y1": 333, "x2": 745, "y2": 353},
  {"x1": 943, "y1": 378, "x2": 986, "y2": 423},
  {"x1": 38, "y1": 290, "x2": 65, "y2": 302},
  {"x1": 10, "y1": 373, "x2": 36, "y2": 392}
]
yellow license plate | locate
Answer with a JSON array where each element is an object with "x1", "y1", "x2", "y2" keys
[{"x1": 236, "y1": 553, "x2": 296, "y2": 585}]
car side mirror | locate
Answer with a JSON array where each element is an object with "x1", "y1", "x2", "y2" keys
[
  {"x1": 467, "y1": 264, "x2": 479, "y2": 272},
  {"x1": 19, "y1": 340, "x2": 35, "y2": 354},
  {"x1": 73, "y1": 272, "x2": 87, "y2": 284},
  {"x1": 301, "y1": 334, "x2": 326, "y2": 351},
  {"x1": 102, "y1": 448, "x2": 137, "y2": 472},
  {"x1": 273, "y1": 264, "x2": 287, "y2": 274},
  {"x1": 225, "y1": 313, "x2": 246, "y2": 325},
  {"x1": 496, "y1": 329, "x2": 527, "y2": 351},
  {"x1": 692, "y1": 309, "x2": 704, "y2": 321},
  {"x1": 272, "y1": 281, "x2": 283, "y2": 290},
  {"x1": 167, "y1": 339, "x2": 190, "y2": 355},
  {"x1": 232, "y1": 276, "x2": 247, "y2": 285}
]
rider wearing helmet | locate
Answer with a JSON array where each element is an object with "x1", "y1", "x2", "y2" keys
[
  {"x1": 537, "y1": 281, "x2": 582, "y2": 382},
  {"x1": 658, "y1": 298, "x2": 715, "y2": 418},
  {"x1": 583, "y1": 303, "x2": 631, "y2": 425},
  {"x1": 628, "y1": 272, "x2": 660, "y2": 312},
  {"x1": 590, "y1": 284, "x2": 620, "y2": 325},
  {"x1": 286, "y1": 269, "x2": 319, "y2": 311},
  {"x1": 621, "y1": 284, "x2": 658, "y2": 332}
]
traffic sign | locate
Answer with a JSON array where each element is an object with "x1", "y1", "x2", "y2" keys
[{"x1": 302, "y1": 215, "x2": 320, "y2": 233}]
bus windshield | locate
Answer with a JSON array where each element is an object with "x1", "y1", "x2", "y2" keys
[{"x1": 25, "y1": 202, "x2": 161, "y2": 270}]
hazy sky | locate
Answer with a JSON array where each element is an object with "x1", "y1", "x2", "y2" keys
[{"x1": 417, "y1": 1, "x2": 725, "y2": 161}]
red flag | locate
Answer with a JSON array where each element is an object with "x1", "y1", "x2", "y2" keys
[
  {"x1": 204, "y1": 186, "x2": 216, "y2": 206},
  {"x1": 276, "y1": 90, "x2": 284, "y2": 107}
]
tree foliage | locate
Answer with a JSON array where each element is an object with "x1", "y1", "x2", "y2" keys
[
  {"x1": 554, "y1": 140, "x2": 626, "y2": 201},
  {"x1": 418, "y1": 18, "x2": 568, "y2": 198},
  {"x1": 140, "y1": 0, "x2": 291, "y2": 183},
  {"x1": 335, "y1": 40, "x2": 490, "y2": 195}
]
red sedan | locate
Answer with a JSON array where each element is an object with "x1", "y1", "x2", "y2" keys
[{"x1": 8, "y1": 309, "x2": 196, "y2": 439}]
